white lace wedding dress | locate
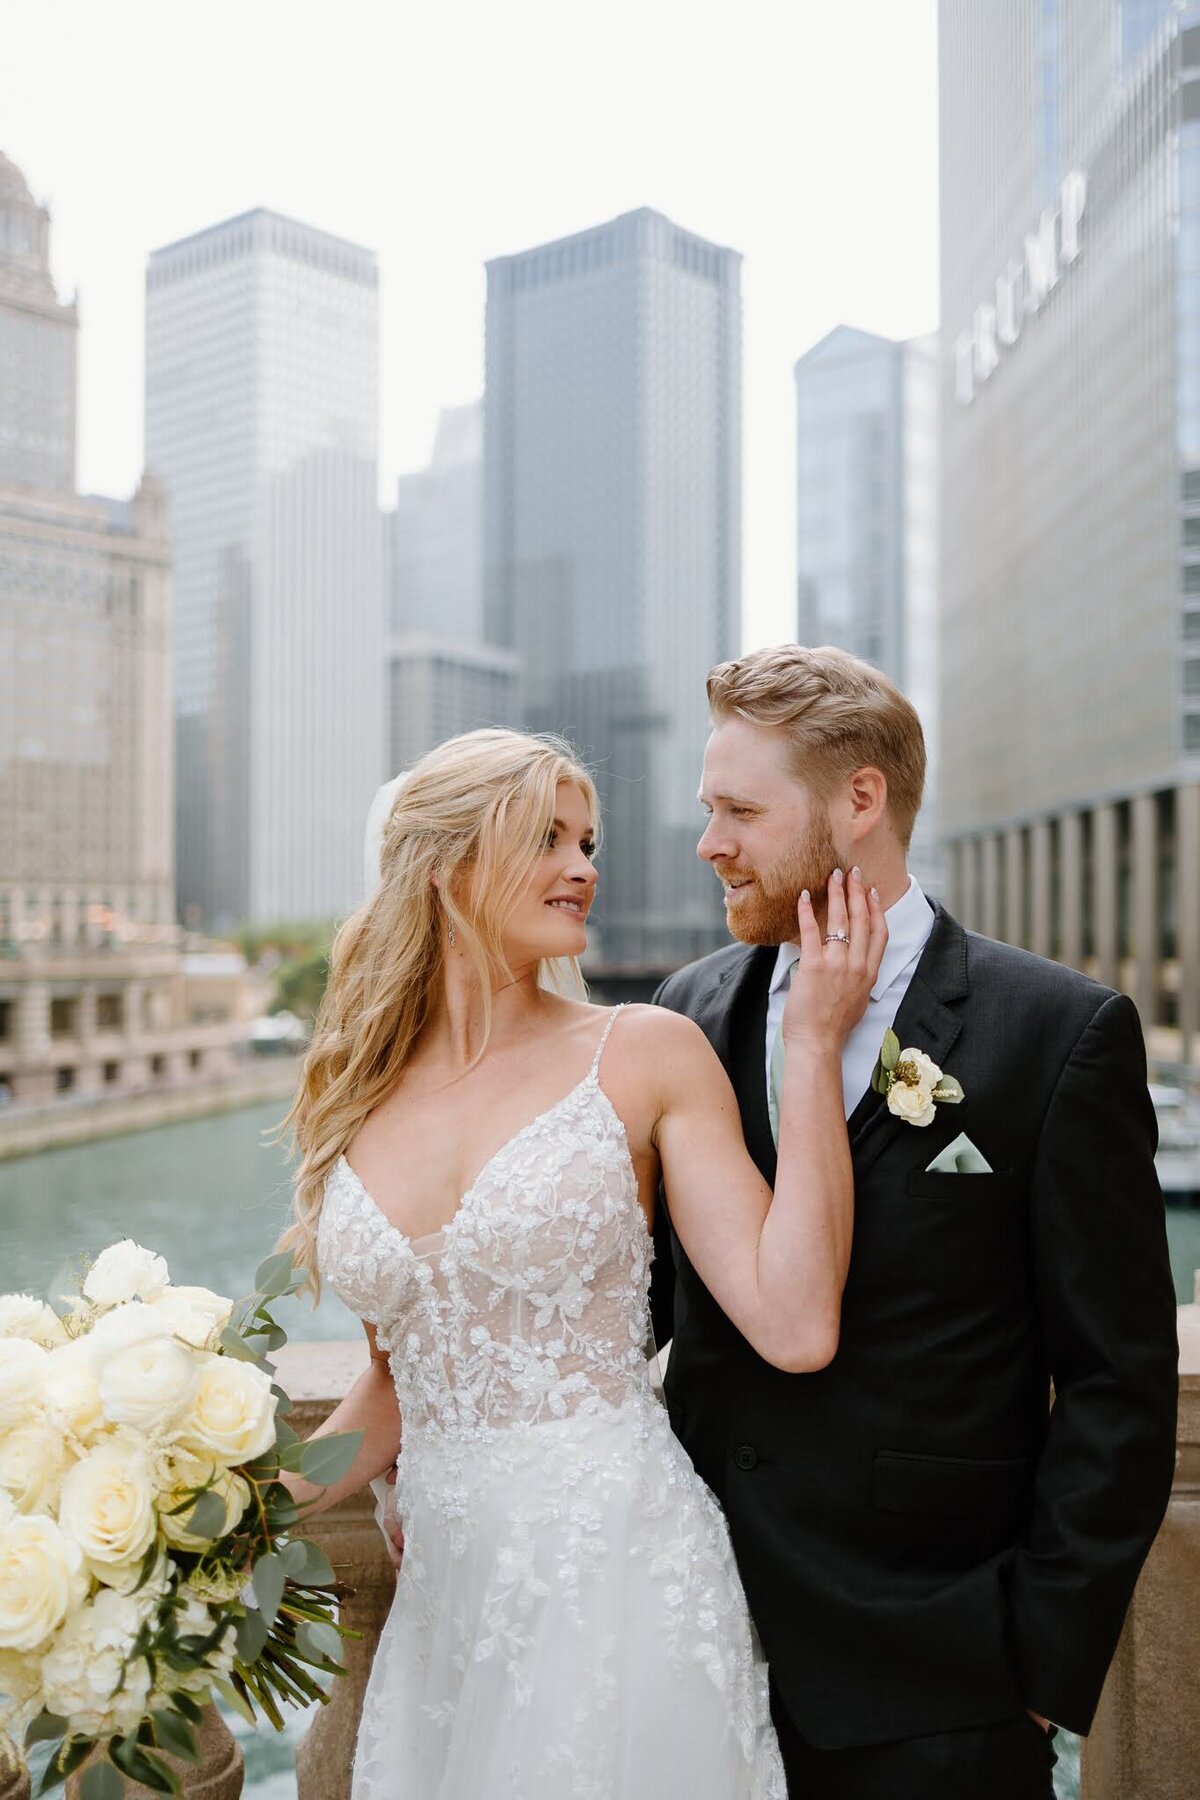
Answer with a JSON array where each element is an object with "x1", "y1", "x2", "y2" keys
[{"x1": 318, "y1": 1008, "x2": 785, "y2": 1799}]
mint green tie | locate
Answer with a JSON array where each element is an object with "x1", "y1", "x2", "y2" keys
[{"x1": 767, "y1": 956, "x2": 799, "y2": 1147}]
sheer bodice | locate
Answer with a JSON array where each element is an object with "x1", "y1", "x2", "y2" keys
[
  {"x1": 316, "y1": 1008, "x2": 785, "y2": 1799},
  {"x1": 319, "y1": 1024, "x2": 651, "y2": 1437}
]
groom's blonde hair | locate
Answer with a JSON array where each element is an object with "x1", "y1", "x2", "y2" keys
[{"x1": 706, "y1": 644, "x2": 926, "y2": 846}]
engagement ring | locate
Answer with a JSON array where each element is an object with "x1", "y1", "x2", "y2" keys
[{"x1": 823, "y1": 931, "x2": 851, "y2": 945}]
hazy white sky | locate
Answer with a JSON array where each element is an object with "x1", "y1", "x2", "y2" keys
[{"x1": 3, "y1": 0, "x2": 939, "y2": 649}]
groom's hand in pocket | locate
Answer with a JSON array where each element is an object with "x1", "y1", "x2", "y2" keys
[{"x1": 382, "y1": 1465, "x2": 404, "y2": 1570}]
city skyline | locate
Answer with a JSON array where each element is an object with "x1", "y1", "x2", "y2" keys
[{"x1": 1, "y1": 0, "x2": 938, "y2": 653}]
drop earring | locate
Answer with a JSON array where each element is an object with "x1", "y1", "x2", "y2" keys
[{"x1": 447, "y1": 917, "x2": 457, "y2": 948}]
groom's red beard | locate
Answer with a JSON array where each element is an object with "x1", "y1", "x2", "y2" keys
[{"x1": 718, "y1": 811, "x2": 842, "y2": 945}]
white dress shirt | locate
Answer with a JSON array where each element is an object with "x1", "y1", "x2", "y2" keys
[{"x1": 764, "y1": 876, "x2": 936, "y2": 1120}]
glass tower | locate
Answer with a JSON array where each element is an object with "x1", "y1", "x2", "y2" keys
[
  {"x1": 794, "y1": 326, "x2": 940, "y2": 891},
  {"x1": 939, "y1": 0, "x2": 1200, "y2": 1051},
  {"x1": 145, "y1": 210, "x2": 383, "y2": 928},
  {"x1": 484, "y1": 208, "x2": 742, "y2": 968}
]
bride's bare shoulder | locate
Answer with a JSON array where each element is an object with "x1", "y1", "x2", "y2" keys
[{"x1": 609, "y1": 1003, "x2": 714, "y2": 1066}]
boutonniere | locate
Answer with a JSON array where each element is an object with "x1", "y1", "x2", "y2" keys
[{"x1": 870, "y1": 1030, "x2": 965, "y2": 1128}]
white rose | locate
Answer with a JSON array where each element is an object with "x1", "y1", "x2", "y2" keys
[
  {"x1": 98, "y1": 1336, "x2": 199, "y2": 1434},
  {"x1": 886, "y1": 1081, "x2": 937, "y2": 1127},
  {"x1": 82, "y1": 1241, "x2": 169, "y2": 1308},
  {"x1": 58, "y1": 1442, "x2": 157, "y2": 1578},
  {"x1": 0, "y1": 1341, "x2": 48, "y2": 1429},
  {"x1": 0, "y1": 1644, "x2": 42, "y2": 1738},
  {"x1": 149, "y1": 1286, "x2": 233, "y2": 1350},
  {"x1": 85, "y1": 1301, "x2": 171, "y2": 1359},
  {"x1": 182, "y1": 1355, "x2": 277, "y2": 1466},
  {"x1": 0, "y1": 1295, "x2": 68, "y2": 1349},
  {"x1": 157, "y1": 1452, "x2": 250, "y2": 1551},
  {"x1": 41, "y1": 1590, "x2": 155, "y2": 1738},
  {"x1": 0, "y1": 1420, "x2": 71, "y2": 1515},
  {"x1": 0, "y1": 1513, "x2": 86, "y2": 1652},
  {"x1": 898, "y1": 1047, "x2": 943, "y2": 1091},
  {"x1": 43, "y1": 1340, "x2": 106, "y2": 1443}
]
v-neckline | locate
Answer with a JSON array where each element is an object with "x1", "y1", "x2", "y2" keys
[{"x1": 337, "y1": 1069, "x2": 606, "y2": 1253}]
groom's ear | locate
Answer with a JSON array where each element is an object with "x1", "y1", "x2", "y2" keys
[{"x1": 845, "y1": 766, "x2": 889, "y2": 837}]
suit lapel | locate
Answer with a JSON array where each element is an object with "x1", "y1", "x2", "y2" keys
[
  {"x1": 849, "y1": 903, "x2": 970, "y2": 1183},
  {"x1": 692, "y1": 945, "x2": 777, "y2": 1183}
]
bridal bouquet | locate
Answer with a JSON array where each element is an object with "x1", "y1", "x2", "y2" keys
[{"x1": 0, "y1": 1240, "x2": 362, "y2": 1796}]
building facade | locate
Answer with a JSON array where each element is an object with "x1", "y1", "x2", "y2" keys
[
  {"x1": 145, "y1": 209, "x2": 383, "y2": 929},
  {"x1": 484, "y1": 208, "x2": 741, "y2": 968},
  {"x1": 387, "y1": 636, "x2": 520, "y2": 774},
  {"x1": 795, "y1": 326, "x2": 941, "y2": 890},
  {"x1": 0, "y1": 151, "x2": 76, "y2": 493},
  {"x1": 385, "y1": 401, "x2": 482, "y2": 641},
  {"x1": 0, "y1": 155, "x2": 248, "y2": 1102},
  {"x1": 939, "y1": 1, "x2": 1200, "y2": 1060}
]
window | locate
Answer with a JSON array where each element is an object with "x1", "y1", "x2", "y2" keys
[
  {"x1": 150, "y1": 1054, "x2": 167, "y2": 1079},
  {"x1": 55, "y1": 1067, "x2": 74, "y2": 1092},
  {"x1": 50, "y1": 997, "x2": 78, "y2": 1039},
  {"x1": 102, "y1": 1061, "x2": 120, "y2": 1085},
  {"x1": 96, "y1": 993, "x2": 123, "y2": 1031}
]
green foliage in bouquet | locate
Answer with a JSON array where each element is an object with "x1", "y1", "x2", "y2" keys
[{"x1": 0, "y1": 1244, "x2": 365, "y2": 1797}]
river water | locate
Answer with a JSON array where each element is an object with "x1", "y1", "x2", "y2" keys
[{"x1": 4, "y1": 1098, "x2": 1198, "y2": 1797}]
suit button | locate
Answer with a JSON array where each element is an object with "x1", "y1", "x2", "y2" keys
[{"x1": 733, "y1": 1444, "x2": 758, "y2": 1471}]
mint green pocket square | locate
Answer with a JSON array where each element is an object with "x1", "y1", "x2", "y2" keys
[{"x1": 924, "y1": 1132, "x2": 993, "y2": 1174}]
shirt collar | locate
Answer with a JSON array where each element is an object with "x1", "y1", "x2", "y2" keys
[{"x1": 768, "y1": 875, "x2": 935, "y2": 1003}]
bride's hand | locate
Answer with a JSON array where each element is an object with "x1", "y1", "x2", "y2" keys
[
  {"x1": 381, "y1": 1465, "x2": 404, "y2": 1572},
  {"x1": 781, "y1": 867, "x2": 887, "y2": 1056}
]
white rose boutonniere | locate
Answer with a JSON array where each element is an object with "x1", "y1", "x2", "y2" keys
[{"x1": 871, "y1": 1029, "x2": 965, "y2": 1128}]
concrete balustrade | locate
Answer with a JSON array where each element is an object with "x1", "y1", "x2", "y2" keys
[
  {"x1": 1081, "y1": 1297, "x2": 1200, "y2": 1800},
  {"x1": 275, "y1": 1340, "x2": 395, "y2": 1800},
  {"x1": 4, "y1": 1320, "x2": 1194, "y2": 1799}
]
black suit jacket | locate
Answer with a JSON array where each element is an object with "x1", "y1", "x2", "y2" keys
[{"x1": 651, "y1": 905, "x2": 1178, "y2": 1747}]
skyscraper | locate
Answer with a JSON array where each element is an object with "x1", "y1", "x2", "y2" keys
[
  {"x1": 0, "y1": 151, "x2": 76, "y2": 492},
  {"x1": 386, "y1": 401, "x2": 482, "y2": 640},
  {"x1": 145, "y1": 209, "x2": 383, "y2": 928},
  {"x1": 0, "y1": 153, "x2": 248, "y2": 1102},
  {"x1": 484, "y1": 208, "x2": 742, "y2": 967},
  {"x1": 938, "y1": 1, "x2": 1196, "y2": 1053},
  {"x1": 794, "y1": 326, "x2": 940, "y2": 889}
]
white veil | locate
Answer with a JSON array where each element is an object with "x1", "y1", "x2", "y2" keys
[{"x1": 363, "y1": 771, "x2": 409, "y2": 899}]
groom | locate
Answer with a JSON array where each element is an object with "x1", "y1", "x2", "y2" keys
[{"x1": 650, "y1": 644, "x2": 1179, "y2": 1799}]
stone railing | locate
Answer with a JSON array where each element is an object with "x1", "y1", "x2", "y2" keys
[
  {"x1": 1081, "y1": 1290, "x2": 1200, "y2": 1800},
  {"x1": 2, "y1": 1318, "x2": 1196, "y2": 1800}
]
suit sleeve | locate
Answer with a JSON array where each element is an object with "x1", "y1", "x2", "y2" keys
[{"x1": 1009, "y1": 992, "x2": 1179, "y2": 1733}]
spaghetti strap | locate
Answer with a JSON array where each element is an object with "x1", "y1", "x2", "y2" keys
[{"x1": 588, "y1": 1004, "x2": 626, "y2": 1081}]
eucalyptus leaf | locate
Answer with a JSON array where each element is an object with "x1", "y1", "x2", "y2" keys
[
  {"x1": 296, "y1": 1620, "x2": 343, "y2": 1665},
  {"x1": 151, "y1": 1710, "x2": 200, "y2": 1763},
  {"x1": 881, "y1": 1029, "x2": 901, "y2": 1073},
  {"x1": 270, "y1": 1383, "x2": 294, "y2": 1417},
  {"x1": 80, "y1": 1765, "x2": 124, "y2": 1800},
  {"x1": 184, "y1": 1488, "x2": 227, "y2": 1540},
  {"x1": 254, "y1": 1250, "x2": 296, "y2": 1300},
  {"x1": 212, "y1": 1675, "x2": 256, "y2": 1727},
  {"x1": 286, "y1": 1537, "x2": 335, "y2": 1585},
  {"x1": 25, "y1": 1711, "x2": 69, "y2": 1748},
  {"x1": 217, "y1": 1325, "x2": 266, "y2": 1365},
  {"x1": 111, "y1": 1735, "x2": 179, "y2": 1794},
  {"x1": 294, "y1": 1430, "x2": 363, "y2": 1487},
  {"x1": 252, "y1": 1551, "x2": 287, "y2": 1627},
  {"x1": 279, "y1": 1538, "x2": 309, "y2": 1577},
  {"x1": 235, "y1": 1605, "x2": 269, "y2": 1664},
  {"x1": 932, "y1": 1076, "x2": 965, "y2": 1103}
]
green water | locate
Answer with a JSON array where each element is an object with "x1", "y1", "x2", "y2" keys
[{"x1": 5, "y1": 1102, "x2": 1195, "y2": 1799}]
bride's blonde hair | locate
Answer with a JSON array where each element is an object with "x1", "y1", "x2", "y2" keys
[{"x1": 277, "y1": 727, "x2": 600, "y2": 1296}]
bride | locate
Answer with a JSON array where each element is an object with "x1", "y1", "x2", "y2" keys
[{"x1": 276, "y1": 727, "x2": 886, "y2": 1799}]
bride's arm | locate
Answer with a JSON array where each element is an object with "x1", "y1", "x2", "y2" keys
[
  {"x1": 650, "y1": 870, "x2": 885, "y2": 1372},
  {"x1": 280, "y1": 1322, "x2": 401, "y2": 1518}
]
